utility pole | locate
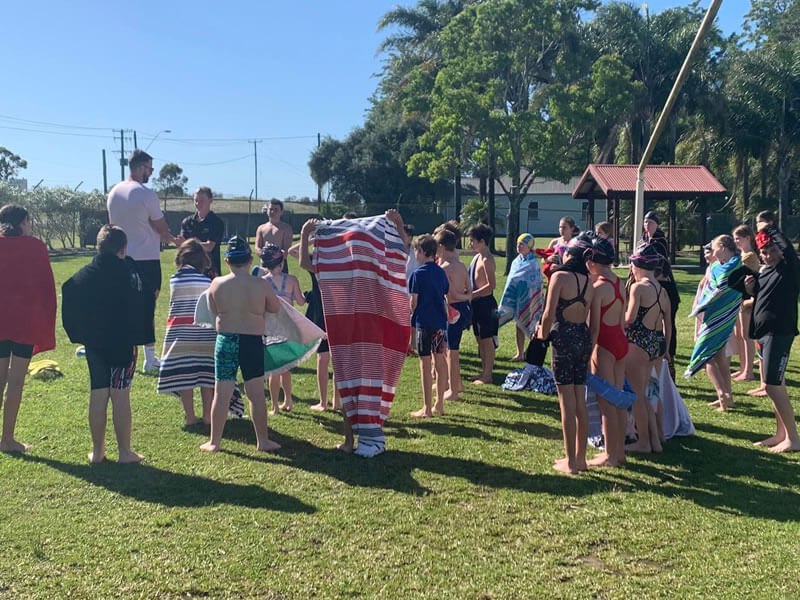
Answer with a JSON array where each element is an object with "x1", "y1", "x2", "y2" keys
[
  {"x1": 118, "y1": 129, "x2": 126, "y2": 181},
  {"x1": 317, "y1": 132, "x2": 322, "y2": 211},
  {"x1": 102, "y1": 149, "x2": 108, "y2": 194},
  {"x1": 133, "y1": 130, "x2": 138, "y2": 149},
  {"x1": 249, "y1": 140, "x2": 261, "y2": 242}
]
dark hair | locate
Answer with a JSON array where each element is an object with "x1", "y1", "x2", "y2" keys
[
  {"x1": 0, "y1": 204, "x2": 29, "y2": 236},
  {"x1": 413, "y1": 234, "x2": 438, "y2": 258},
  {"x1": 176, "y1": 238, "x2": 210, "y2": 271},
  {"x1": 269, "y1": 199, "x2": 284, "y2": 210},
  {"x1": 128, "y1": 149, "x2": 153, "y2": 170},
  {"x1": 196, "y1": 186, "x2": 213, "y2": 200},
  {"x1": 468, "y1": 223, "x2": 493, "y2": 244},
  {"x1": 756, "y1": 210, "x2": 775, "y2": 225},
  {"x1": 560, "y1": 216, "x2": 576, "y2": 229},
  {"x1": 435, "y1": 228, "x2": 458, "y2": 251},
  {"x1": 342, "y1": 211, "x2": 358, "y2": 219},
  {"x1": 97, "y1": 225, "x2": 127, "y2": 255}
]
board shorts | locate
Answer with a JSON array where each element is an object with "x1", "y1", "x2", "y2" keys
[
  {"x1": 417, "y1": 327, "x2": 447, "y2": 357},
  {"x1": 759, "y1": 334, "x2": 794, "y2": 386},
  {"x1": 215, "y1": 333, "x2": 265, "y2": 382},
  {"x1": 133, "y1": 259, "x2": 162, "y2": 345},
  {"x1": 0, "y1": 340, "x2": 34, "y2": 360},
  {"x1": 85, "y1": 346, "x2": 137, "y2": 390},
  {"x1": 471, "y1": 295, "x2": 498, "y2": 340},
  {"x1": 447, "y1": 302, "x2": 472, "y2": 351}
]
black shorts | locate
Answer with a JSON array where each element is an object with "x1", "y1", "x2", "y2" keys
[
  {"x1": 133, "y1": 259, "x2": 161, "y2": 344},
  {"x1": 318, "y1": 338, "x2": 329, "y2": 354},
  {"x1": 85, "y1": 346, "x2": 137, "y2": 390},
  {"x1": 215, "y1": 333, "x2": 265, "y2": 382},
  {"x1": 0, "y1": 340, "x2": 34, "y2": 360},
  {"x1": 416, "y1": 327, "x2": 447, "y2": 357},
  {"x1": 759, "y1": 334, "x2": 794, "y2": 386},
  {"x1": 471, "y1": 295, "x2": 498, "y2": 340}
]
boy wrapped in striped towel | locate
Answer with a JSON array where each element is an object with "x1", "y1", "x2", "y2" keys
[{"x1": 312, "y1": 212, "x2": 411, "y2": 457}]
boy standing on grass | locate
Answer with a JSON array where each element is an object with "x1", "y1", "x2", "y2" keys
[
  {"x1": 435, "y1": 227, "x2": 471, "y2": 401},
  {"x1": 62, "y1": 226, "x2": 149, "y2": 463},
  {"x1": 468, "y1": 224, "x2": 498, "y2": 385},
  {"x1": 409, "y1": 234, "x2": 449, "y2": 418},
  {"x1": 200, "y1": 236, "x2": 282, "y2": 453}
]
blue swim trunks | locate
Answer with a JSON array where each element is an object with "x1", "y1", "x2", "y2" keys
[
  {"x1": 447, "y1": 301, "x2": 472, "y2": 351},
  {"x1": 215, "y1": 332, "x2": 265, "y2": 382}
]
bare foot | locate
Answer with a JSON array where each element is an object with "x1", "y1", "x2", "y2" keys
[
  {"x1": 117, "y1": 450, "x2": 144, "y2": 463},
  {"x1": 336, "y1": 441, "x2": 354, "y2": 453},
  {"x1": 733, "y1": 372, "x2": 754, "y2": 382},
  {"x1": 0, "y1": 439, "x2": 31, "y2": 453},
  {"x1": 257, "y1": 439, "x2": 281, "y2": 452},
  {"x1": 708, "y1": 399, "x2": 722, "y2": 406},
  {"x1": 432, "y1": 403, "x2": 445, "y2": 416},
  {"x1": 472, "y1": 378, "x2": 490, "y2": 386},
  {"x1": 310, "y1": 402, "x2": 328, "y2": 412},
  {"x1": 554, "y1": 457, "x2": 587, "y2": 472},
  {"x1": 87, "y1": 451, "x2": 105, "y2": 463},
  {"x1": 185, "y1": 416, "x2": 202, "y2": 426},
  {"x1": 552, "y1": 458, "x2": 578, "y2": 475},
  {"x1": 625, "y1": 442, "x2": 652, "y2": 453},
  {"x1": 754, "y1": 434, "x2": 785, "y2": 447},
  {"x1": 769, "y1": 439, "x2": 800, "y2": 453},
  {"x1": 587, "y1": 452, "x2": 620, "y2": 467},
  {"x1": 511, "y1": 354, "x2": 524, "y2": 362},
  {"x1": 279, "y1": 401, "x2": 293, "y2": 412},
  {"x1": 731, "y1": 370, "x2": 743, "y2": 379},
  {"x1": 333, "y1": 402, "x2": 343, "y2": 412},
  {"x1": 442, "y1": 390, "x2": 460, "y2": 402},
  {"x1": 269, "y1": 407, "x2": 279, "y2": 416},
  {"x1": 200, "y1": 441, "x2": 220, "y2": 452},
  {"x1": 747, "y1": 387, "x2": 768, "y2": 397},
  {"x1": 410, "y1": 408, "x2": 432, "y2": 418}
]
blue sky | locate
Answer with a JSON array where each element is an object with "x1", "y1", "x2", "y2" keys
[{"x1": 2, "y1": 0, "x2": 749, "y2": 200}]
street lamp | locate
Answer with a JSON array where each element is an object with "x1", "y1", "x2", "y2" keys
[{"x1": 144, "y1": 129, "x2": 172, "y2": 151}]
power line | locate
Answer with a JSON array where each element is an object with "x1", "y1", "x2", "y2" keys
[
  {"x1": 151, "y1": 153, "x2": 254, "y2": 167},
  {"x1": 0, "y1": 124, "x2": 113, "y2": 139},
  {"x1": 0, "y1": 113, "x2": 114, "y2": 131}
]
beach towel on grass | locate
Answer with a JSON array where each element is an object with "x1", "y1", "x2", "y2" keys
[
  {"x1": 314, "y1": 215, "x2": 411, "y2": 457},
  {"x1": 498, "y1": 253, "x2": 543, "y2": 337},
  {"x1": 194, "y1": 291, "x2": 325, "y2": 377},
  {"x1": 685, "y1": 255, "x2": 743, "y2": 378}
]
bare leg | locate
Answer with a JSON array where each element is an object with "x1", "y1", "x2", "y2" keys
[
  {"x1": 444, "y1": 349, "x2": 465, "y2": 400},
  {"x1": 588, "y1": 347, "x2": 624, "y2": 467},
  {"x1": 311, "y1": 352, "x2": 330, "y2": 411},
  {"x1": 0, "y1": 354, "x2": 31, "y2": 452},
  {"x1": 268, "y1": 374, "x2": 281, "y2": 415},
  {"x1": 473, "y1": 338, "x2": 495, "y2": 385},
  {"x1": 88, "y1": 388, "x2": 109, "y2": 462},
  {"x1": 243, "y1": 376, "x2": 280, "y2": 452},
  {"x1": 433, "y1": 352, "x2": 448, "y2": 415},
  {"x1": 180, "y1": 389, "x2": 201, "y2": 425},
  {"x1": 512, "y1": 326, "x2": 525, "y2": 361},
  {"x1": 573, "y1": 384, "x2": 588, "y2": 470},
  {"x1": 748, "y1": 358, "x2": 768, "y2": 396},
  {"x1": 411, "y1": 355, "x2": 434, "y2": 418},
  {"x1": 200, "y1": 380, "x2": 235, "y2": 452},
  {"x1": 110, "y1": 388, "x2": 143, "y2": 463},
  {"x1": 626, "y1": 344, "x2": 653, "y2": 453},
  {"x1": 332, "y1": 374, "x2": 342, "y2": 411},
  {"x1": 553, "y1": 384, "x2": 579, "y2": 474},
  {"x1": 279, "y1": 371, "x2": 293, "y2": 411},
  {"x1": 200, "y1": 387, "x2": 213, "y2": 424},
  {"x1": 337, "y1": 412, "x2": 354, "y2": 453},
  {"x1": 0, "y1": 357, "x2": 8, "y2": 414},
  {"x1": 766, "y1": 384, "x2": 800, "y2": 453}
]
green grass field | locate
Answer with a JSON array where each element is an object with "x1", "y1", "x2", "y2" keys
[{"x1": 1, "y1": 249, "x2": 799, "y2": 599}]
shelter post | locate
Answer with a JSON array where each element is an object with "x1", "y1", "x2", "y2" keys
[
  {"x1": 669, "y1": 197, "x2": 677, "y2": 265},
  {"x1": 699, "y1": 196, "x2": 708, "y2": 268}
]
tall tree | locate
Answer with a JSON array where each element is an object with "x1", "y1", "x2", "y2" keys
[
  {"x1": 0, "y1": 147, "x2": 28, "y2": 181},
  {"x1": 153, "y1": 163, "x2": 188, "y2": 197}
]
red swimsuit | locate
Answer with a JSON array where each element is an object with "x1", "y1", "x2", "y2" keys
[{"x1": 597, "y1": 275, "x2": 628, "y2": 360}]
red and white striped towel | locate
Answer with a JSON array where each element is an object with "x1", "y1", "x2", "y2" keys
[{"x1": 314, "y1": 215, "x2": 411, "y2": 455}]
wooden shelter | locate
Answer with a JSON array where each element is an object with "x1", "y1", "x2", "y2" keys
[{"x1": 572, "y1": 164, "x2": 727, "y2": 265}]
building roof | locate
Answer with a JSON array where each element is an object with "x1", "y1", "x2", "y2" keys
[
  {"x1": 572, "y1": 164, "x2": 727, "y2": 200},
  {"x1": 461, "y1": 173, "x2": 582, "y2": 196}
]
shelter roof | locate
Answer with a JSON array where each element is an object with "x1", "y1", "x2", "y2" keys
[{"x1": 572, "y1": 164, "x2": 727, "y2": 200}]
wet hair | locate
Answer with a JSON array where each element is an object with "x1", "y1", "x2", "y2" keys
[
  {"x1": 712, "y1": 234, "x2": 736, "y2": 254},
  {"x1": 587, "y1": 236, "x2": 615, "y2": 265},
  {"x1": 97, "y1": 225, "x2": 127, "y2": 255},
  {"x1": 468, "y1": 223, "x2": 493, "y2": 244},
  {"x1": 259, "y1": 244, "x2": 285, "y2": 269},
  {"x1": 0, "y1": 204, "x2": 29, "y2": 236},
  {"x1": 195, "y1": 186, "x2": 213, "y2": 200},
  {"x1": 435, "y1": 228, "x2": 458, "y2": 252},
  {"x1": 630, "y1": 243, "x2": 663, "y2": 271},
  {"x1": 128, "y1": 149, "x2": 153, "y2": 170},
  {"x1": 175, "y1": 238, "x2": 210, "y2": 272},
  {"x1": 733, "y1": 224, "x2": 756, "y2": 251},
  {"x1": 413, "y1": 234, "x2": 438, "y2": 258}
]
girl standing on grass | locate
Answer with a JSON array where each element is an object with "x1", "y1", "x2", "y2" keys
[
  {"x1": 732, "y1": 225, "x2": 760, "y2": 382},
  {"x1": 258, "y1": 245, "x2": 305, "y2": 414},
  {"x1": 546, "y1": 216, "x2": 576, "y2": 265},
  {"x1": 0, "y1": 204, "x2": 57, "y2": 452},
  {"x1": 157, "y1": 239, "x2": 216, "y2": 425}
]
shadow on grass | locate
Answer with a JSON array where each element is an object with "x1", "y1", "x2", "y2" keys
[{"x1": 19, "y1": 454, "x2": 316, "y2": 514}]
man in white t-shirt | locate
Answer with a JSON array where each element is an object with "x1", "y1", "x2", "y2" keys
[{"x1": 107, "y1": 149, "x2": 175, "y2": 371}]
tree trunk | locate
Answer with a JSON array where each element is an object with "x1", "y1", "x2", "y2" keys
[
  {"x1": 777, "y1": 145, "x2": 791, "y2": 231},
  {"x1": 488, "y1": 161, "x2": 496, "y2": 252},
  {"x1": 761, "y1": 147, "x2": 768, "y2": 204},
  {"x1": 504, "y1": 173, "x2": 521, "y2": 275},
  {"x1": 742, "y1": 156, "x2": 750, "y2": 214}
]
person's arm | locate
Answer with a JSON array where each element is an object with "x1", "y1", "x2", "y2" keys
[
  {"x1": 281, "y1": 223, "x2": 293, "y2": 253},
  {"x1": 410, "y1": 292, "x2": 418, "y2": 315},
  {"x1": 263, "y1": 280, "x2": 281, "y2": 314},
  {"x1": 290, "y1": 276, "x2": 305, "y2": 306},
  {"x1": 538, "y1": 272, "x2": 561, "y2": 339},
  {"x1": 589, "y1": 281, "x2": 603, "y2": 346},
  {"x1": 254, "y1": 226, "x2": 264, "y2": 254},
  {"x1": 625, "y1": 283, "x2": 640, "y2": 329},
  {"x1": 472, "y1": 257, "x2": 496, "y2": 297},
  {"x1": 208, "y1": 286, "x2": 219, "y2": 318},
  {"x1": 662, "y1": 295, "x2": 673, "y2": 361},
  {"x1": 287, "y1": 242, "x2": 301, "y2": 259},
  {"x1": 299, "y1": 219, "x2": 318, "y2": 273},
  {"x1": 384, "y1": 209, "x2": 410, "y2": 250},
  {"x1": 149, "y1": 217, "x2": 176, "y2": 245}
]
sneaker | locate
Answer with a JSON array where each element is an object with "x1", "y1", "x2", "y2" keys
[{"x1": 143, "y1": 356, "x2": 161, "y2": 372}]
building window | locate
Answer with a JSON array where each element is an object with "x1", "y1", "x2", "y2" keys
[{"x1": 528, "y1": 201, "x2": 539, "y2": 221}]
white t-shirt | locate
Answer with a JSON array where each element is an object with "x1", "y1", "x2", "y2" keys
[{"x1": 107, "y1": 180, "x2": 163, "y2": 261}]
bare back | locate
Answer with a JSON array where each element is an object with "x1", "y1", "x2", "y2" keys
[
  {"x1": 629, "y1": 279, "x2": 668, "y2": 331},
  {"x1": 596, "y1": 273, "x2": 625, "y2": 328},
  {"x1": 440, "y1": 255, "x2": 471, "y2": 303},
  {"x1": 472, "y1": 252, "x2": 496, "y2": 298},
  {"x1": 209, "y1": 271, "x2": 279, "y2": 335},
  {"x1": 552, "y1": 270, "x2": 593, "y2": 323}
]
